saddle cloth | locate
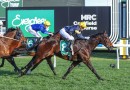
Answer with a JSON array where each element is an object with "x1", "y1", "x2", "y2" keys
[{"x1": 60, "y1": 40, "x2": 71, "y2": 56}]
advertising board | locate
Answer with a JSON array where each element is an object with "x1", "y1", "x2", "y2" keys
[
  {"x1": 7, "y1": 7, "x2": 110, "y2": 37},
  {"x1": 7, "y1": 9, "x2": 54, "y2": 37}
]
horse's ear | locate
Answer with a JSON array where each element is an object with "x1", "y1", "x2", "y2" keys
[
  {"x1": 104, "y1": 31, "x2": 107, "y2": 34},
  {"x1": 16, "y1": 27, "x2": 19, "y2": 30},
  {"x1": 16, "y1": 27, "x2": 20, "y2": 30},
  {"x1": 18, "y1": 27, "x2": 20, "y2": 30}
]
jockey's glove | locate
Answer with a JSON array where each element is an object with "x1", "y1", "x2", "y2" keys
[
  {"x1": 49, "y1": 33, "x2": 53, "y2": 36},
  {"x1": 85, "y1": 37, "x2": 90, "y2": 40}
]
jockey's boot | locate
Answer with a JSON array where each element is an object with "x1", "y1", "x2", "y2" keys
[
  {"x1": 70, "y1": 43, "x2": 74, "y2": 55},
  {"x1": 69, "y1": 40, "x2": 74, "y2": 60},
  {"x1": 36, "y1": 37, "x2": 42, "y2": 42}
]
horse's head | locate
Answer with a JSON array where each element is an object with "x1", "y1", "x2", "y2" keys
[
  {"x1": 5, "y1": 27, "x2": 25, "y2": 40},
  {"x1": 14, "y1": 27, "x2": 22, "y2": 40},
  {"x1": 98, "y1": 31, "x2": 113, "y2": 50},
  {"x1": 5, "y1": 27, "x2": 27, "y2": 48},
  {"x1": 15, "y1": 27, "x2": 27, "y2": 48},
  {"x1": 90, "y1": 31, "x2": 113, "y2": 50}
]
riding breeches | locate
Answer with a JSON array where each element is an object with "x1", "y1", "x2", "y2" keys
[
  {"x1": 28, "y1": 26, "x2": 42, "y2": 37},
  {"x1": 59, "y1": 28, "x2": 74, "y2": 40}
]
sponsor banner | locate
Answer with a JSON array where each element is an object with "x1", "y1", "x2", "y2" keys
[
  {"x1": 7, "y1": 9, "x2": 54, "y2": 37},
  {"x1": 0, "y1": 0, "x2": 23, "y2": 18}
]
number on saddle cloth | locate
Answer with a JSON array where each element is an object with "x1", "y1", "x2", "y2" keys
[
  {"x1": 60, "y1": 40, "x2": 71, "y2": 56},
  {"x1": 26, "y1": 38, "x2": 36, "y2": 49}
]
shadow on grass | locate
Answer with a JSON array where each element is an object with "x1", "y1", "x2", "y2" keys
[
  {"x1": 23, "y1": 72, "x2": 63, "y2": 79},
  {"x1": 92, "y1": 50, "x2": 116, "y2": 59},
  {"x1": 0, "y1": 70, "x2": 16, "y2": 76}
]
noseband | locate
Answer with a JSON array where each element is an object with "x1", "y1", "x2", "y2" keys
[{"x1": 14, "y1": 30, "x2": 22, "y2": 40}]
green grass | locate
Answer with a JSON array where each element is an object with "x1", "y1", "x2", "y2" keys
[{"x1": 0, "y1": 52, "x2": 130, "y2": 90}]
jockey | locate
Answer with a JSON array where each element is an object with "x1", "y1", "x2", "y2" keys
[
  {"x1": 59, "y1": 21, "x2": 89, "y2": 56},
  {"x1": 27, "y1": 20, "x2": 53, "y2": 50},
  {"x1": 28, "y1": 20, "x2": 53, "y2": 38}
]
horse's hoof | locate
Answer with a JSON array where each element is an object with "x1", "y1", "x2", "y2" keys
[
  {"x1": 53, "y1": 71, "x2": 57, "y2": 75},
  {"x1": 18, "y1": 73, "x2": 23, "y2": 77},
  {"x1": 26, "y1": 69, "x2": 31, "y2": 75},
  {"x1": 62, "y1": 76, "x2": 66, "y2": 79},
  {"x1": 99, "y1": 78, "x2": 104, "y2": 81},
  {"x1": 21, "y1": 67, "x2": 25, "y2": 70},
  {"x1": 0, "y1": 65, "x2": 3, "y2": 67},
  {"x1": 17, "y1": 71, "x2": 25, "y2": 77},
  {"x1": 14, "y1": 69, "x2": 18, "y2": 73}
]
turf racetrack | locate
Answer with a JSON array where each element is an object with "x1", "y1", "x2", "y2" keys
[{"x1": 0, "y1": 52, "x2": 130, "y2": 90}]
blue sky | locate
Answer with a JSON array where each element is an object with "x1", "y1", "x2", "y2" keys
[{"x1": 85, "y1": 0, "x2": 112, "y2": 6}]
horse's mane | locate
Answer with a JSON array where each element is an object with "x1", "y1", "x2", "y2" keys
[
  {"x1": 53, "y1": 31, "x2": 60, "y2": 35},
  {"x1": 4, "y1": 27, "x2": 17, "y2": 35},
  {"x1": 51, "y1": 31, "x2": 61, "y2": 39},
  {"x1": 75, "y1": 32, "x2": 105, "y2": 44},
  {"x1": 90, "y1": 32, "x2": 104, "y2": 38}
]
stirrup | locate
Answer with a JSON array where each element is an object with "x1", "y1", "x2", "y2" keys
[
  {"x1": 70, "y1": 49, "x2": 74, "y2": 55},
  {"x1": 71, "y1": 51, "x2": 74, "y2": 55},
  {"x1": 69, "y1": 54, "x2": 72, "y2": 60}
]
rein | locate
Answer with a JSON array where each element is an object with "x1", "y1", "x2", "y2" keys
[
  {"x1": 89, "y1": 37, "x2": 100, "y2": 44},
  {"x1": 0, "y1": 36, "x2": 19, "y2": 41}
]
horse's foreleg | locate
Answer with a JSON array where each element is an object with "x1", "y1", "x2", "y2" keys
[
  {"x1": 0, "y1": 58, "x2": 5, "y2": 67},
  {"x1": 83, "y1": 60, "x2": 103, "y2": 80},
  {"x1": 6, "y1": 57, "x2": 21, "y2": 73},
  {"x1": 46, "y1": 57, "x2": 56, "y2": 75},
  {"x1": 21, "y1": 55, "x2": 36, "y2": 71},
  {"x1": 20, "y1": 56, "x2": 37, "y2": 76},
  {"x1": 30, "y1": 59, "x2": 43, "y2": 72},
  {"x1": 62, "y1": 61, "x2": 81, "y2": 79},
  {"x1": 22, "y1": 57, "x2": 43, "y2": 76}
]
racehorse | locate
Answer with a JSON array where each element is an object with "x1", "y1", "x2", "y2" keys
[
  {"x1": 0, "y1": 32, "x2": 55, "y2": 74},
  {"x1": 0, "y1": 27, "x2": 26, "y2": 73},
  {"x1": 20, "y1": 31, "x2": 113, "y2": 80}
]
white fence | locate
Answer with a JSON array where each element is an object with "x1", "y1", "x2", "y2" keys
[{"x1": 113, "y1": 44, "x2": 130, "y2": 69}]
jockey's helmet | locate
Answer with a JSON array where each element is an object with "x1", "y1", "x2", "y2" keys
[
  {"x1": 0, "y1": 21, "x2": 3, "y2": 26},
  {"x1": 79, "y1": 22, "x2": 87, "y2": 29},
  {"x1": 44, "y1": 20, "x2": 51, "y2": 26}
]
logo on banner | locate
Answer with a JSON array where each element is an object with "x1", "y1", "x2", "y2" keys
[
  {"x1": 73, "y1": 14, "x2": 97, "y2": 30},
  {"x1": 12, "y1": 14, "x2": 47, "y2": 32},
  {"x1": 0, "y1": 0, "x2": 21, "y2": 8}
]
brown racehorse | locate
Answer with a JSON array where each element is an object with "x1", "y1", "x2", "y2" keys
[
  {"x1": 20, "y1": 31, "x2": 113, "y2": 80},
  {"x1": 0, "y1": 27, "x2": 26, "y2": 73},
  {"x1": 0, "y1": 33, "x2": 55, "y2": 74}
]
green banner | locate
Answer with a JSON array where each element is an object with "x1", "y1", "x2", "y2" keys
[
  {"x1": 7, "y1": 10, "x2": 54, "y2": 37},
  {"x1": 0, "y1": 0, "x2": 23, "y2": 18}
]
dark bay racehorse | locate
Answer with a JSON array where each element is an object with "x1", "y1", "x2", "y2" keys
[
  {"x1": 0, "y1": 27, "x2": 26, "y2": 73},
  {"x1": 20, "y1": 31, "x2": 113, "y2": 80}
]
